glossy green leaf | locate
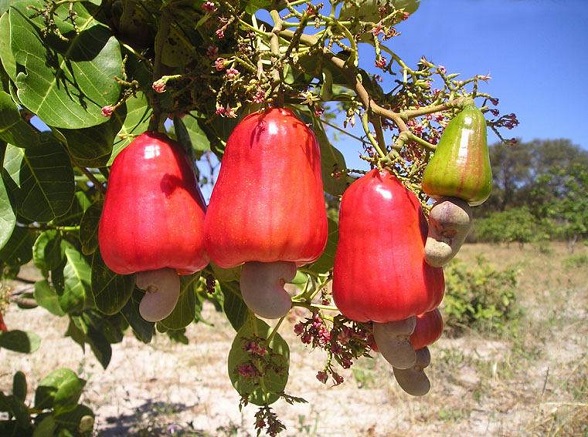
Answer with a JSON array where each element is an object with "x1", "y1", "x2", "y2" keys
[
  {"x1": 0, "y1": 330, "x2": 41, "y2": 353},
  {"x1": 3, "y1": 138, "x2": 75, "y2": 222},
  {"x1": 109, "y1": 93, "x2": 151, "y2": 163},
  {"x1": 12, "y1": 371, "x2": 27, "y2": 403},
  {"x1": 55, "y1": 106, "x2": 126, "y2": 167},
  {"x1": 34, "y1": 279, "x2": 66, "y2": 317},
  {"x1": 121, "y1": 289, "x2": 155, "y2": 343},
  {"x1": 228, "y1": 316, "x2": 289, "y2": 406},
  {"x1": 0, "y1": 91, "x2": 40, "y2": 148},
  {"x1": 32, "y1": 415, "x2": 57, "y2": 437},
  {"x1": 90, "y1": 251, "x2": 134, "y2": 315},
  {"x1": 220, "y1": 281, "x2": 248, "y2": 331},
  {"x1": 0, "y1": 225, "x2": 34, "y2": 267},
  {"x1": 55, "y1": 404, "x2": 94, "y2": 434},
  {"x1": 10, "y1": 0, "x2": 122, "y2": 129},
  {"x1": 0, "y1": 11, "x2": 16, "y2": 81},
  {"x1": 32, "y1": 230, "x2": 64, "y2": 273},
  {"x1": 64, "y1": 316, "x2": 87, "y2": 349},
  {"x1": 158, "y1": 275, "x2": 199, "y2": 330},
  {"x1": 85, "y1": 322, "x2": 112, "y2": 369},
  {"x1": 182, "y1": 113, "x2": 212, "y2": 156},
  {"x1": 309, "y1": 217, "x2": 339, "y2": 273},
  {"x1": 0, "y1": 171, "x2": 15, "y2": 251},
  {"x1": 79, "y1": 200, "x2": 102, "y2": 256},
  {"x1": 60, "y1": 243, "x2": 91, "y2": 313},
  {"x1": 311, "y1": 116, "x2": 349, "y2": 196},
  {"x1": 245, "y1": 0, "x2": 273, "y2": 14},
  {"x1": 34, "y1": 368, "x2": 86, "y2": 415}
]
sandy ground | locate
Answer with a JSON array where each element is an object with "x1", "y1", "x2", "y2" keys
[{"x1": 2, "y1": 243, "x2": 587, "y2": 436}]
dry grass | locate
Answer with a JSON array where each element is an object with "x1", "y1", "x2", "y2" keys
[{"x1": 1, "y1": 242, "x2": 587, "y2": 436}]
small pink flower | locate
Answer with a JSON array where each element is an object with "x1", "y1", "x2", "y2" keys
[
  {"x1": 252, "y1": 87, "x2": 265, "y2": 103},
  {"x1": 294, "y1": 323, "x2": 305, "y2": 336},
  {"x1": 215, "y1": 28, "x2": 225, "y2": 39},
  {"x1": 375, "y1": 56, "x2": 387, "y2": 69},
  {"x1": 214, "y1": 58, "x2": 226, "y2": 71},
  {"x1": 152, "y1": 79, "x2": 166, "y2": 93},
  {"x1": 332, "y1": 372, "x2": 344, "y2": 385},
  {"x1": 316, "y1": 371, "x2": 328, "y2": 384},
  {"x1": 202, "y1": 1, "x2": 217, "y2": 12},
  {"x1": 101, "y1": 105, "x2": 114, "y2": 117},
  {"x1": 225, "y1": 67, "x2": 239, "y2": 80}
]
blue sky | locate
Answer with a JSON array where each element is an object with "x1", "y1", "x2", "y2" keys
[{"x1": 379, "y1": 0, "x2": 587, "y2": 149}]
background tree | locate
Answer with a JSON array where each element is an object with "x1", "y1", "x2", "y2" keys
[{"x1": 473, "y1": 139, "x2": 588, "y2": 246}]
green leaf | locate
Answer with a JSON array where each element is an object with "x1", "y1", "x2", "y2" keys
[
  {"x1": 55, "y1": 106, "x2": 125, "y2": 167},
  {"x1": 181, "y1": 113, "x2": 211, "y2": 157},
  {"x1": 227, "y1": 316, "x2": 289, "y2": 406},
  {"x1": 90, "y1": 251, "x2": 134, "y2": 315},
  {"x1": 34, "y1": 280, "x2": 66, "y2": 317},
  {"x1": 85, "y1": 322, "x2": 111, "y2": 369},
  {"x1": 0, "y1": 330, "x2": 41, "y2": 353},
  {"x1": 10, "y1": 0, "x2": 122, "y2": 129},
  {"x1": 109, "y1": 93, "x2": 151, "y2": 163},
  {"x1": 219, "y1": 281, "x2": 248, "y2": 331},
  {"x1": 60, "y1": 243, "x2": 91, "y2": 313},
  {"x1": 158, "y1": 275, "x2": 199, "y2": 330},
  {"x1": 121, "y1": 289, "x2": 154, "y2": 343},
  {"x1": 311, "y1": 115, "x2": 349, "y2": 196},
  {"x1": 0, "y1": 393, "x2": 31, "y2": 430},
  {"x1": 3, "y1": 138, "x2": 75, "y2": 223},
  {"x1": 79, "y1": 201, "x2": 102, "y2": 256},
  {"x1": 309, "y1": 217, "x2": 339, "y2": 273},
  {"x1": 34, "y1": 368, "x2": 86, "y2": 415},
  {"x1": 32, "y1": 230, "x2": 64, "y2": 273},
  {"x1": 0, "y1": 11, "x2": 17, "y2": 81},
  {"x1": 0, "y1": 91, "x2": 40, "y2": 148},
  {"x1": 12, "y1": 371, "x2": 27, "y2": 403},
  {"x1": 0, "y1": 171, "x2": 16, "y2": 251},
  {"x1": 32, "y1": 415, "x2": 57, "y2": 437},
  {"x1": 64, "y1": 316, "x2": 86, "y2": 350},
  {"x1": 0, "y1": 226, "x2": 35, "y2": 267},
  {"x1": 55, "y1": 404, "x2": 94, "y2": 434},
  {"x1": 245, "y1": 0, "x2": 272, "y2": 14}
]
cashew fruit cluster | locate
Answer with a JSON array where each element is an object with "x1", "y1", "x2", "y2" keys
[{"x1": 97, "y1": 103, "x2": 490, "y2": 396}]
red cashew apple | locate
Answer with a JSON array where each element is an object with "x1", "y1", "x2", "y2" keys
[
  {"x1": 204, "y1": 108, "x2": 327, "y2": 319},
  {"x1": 98, "y1": 132, "x2": 209, "y2": 322},
  {"x1": 0, "y1": 312, "x2": 7, "y2": 332},
  {"x1": 332, "y1": 169, "x2": 445, "y2": 368},
  {"x1": 410, "y1": 308, "x2": 444, "y2": 351}
]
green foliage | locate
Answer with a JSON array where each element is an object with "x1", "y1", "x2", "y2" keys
[
  {"x1": 0, "y1": 368, "x2": 94, "y2": 436},
  {"x1": 563, "y1": 253, "x2": 588, "y2": 269},
  {"x1": 473, "y1": 207, "x2": 547, "y2": 245},
  {"x1": 442, "y1": 257, "x2": 521, "y2": 337},
  {"x1": 480, "y1": 139, "x2": 588, "y2": 244}
]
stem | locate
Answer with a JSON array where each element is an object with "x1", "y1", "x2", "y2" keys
[
  {"x1": 267, "y1": 315, "x2": 285, "y2": 343},
  {"x1": 400, "y1": 97, "x2": 471, "y2": 120},
  {"x1": 269, "y1": 10, "x2": 285, "y2": 105},
  {"x1": 78, "y1": 166, "x2": 105, "y2": 193},
  {"x1": 292, "y1": 301, "x2": 339, "y2": 312},
  {"x1": 361, "y1": 112, "x2": 386, "y2": 159},
  {"x1": 149, "y1": 5, "x2": 172, "y2": 132}
]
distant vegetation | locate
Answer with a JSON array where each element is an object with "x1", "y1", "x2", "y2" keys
[{"x1": 470, "y1": 139, "x2": 588, "y2": 249}]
